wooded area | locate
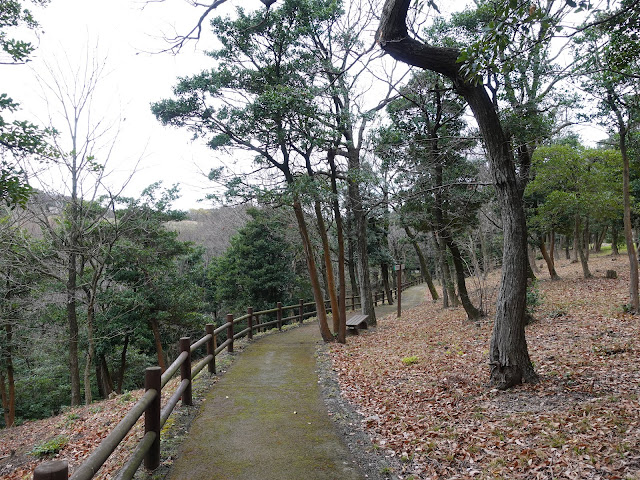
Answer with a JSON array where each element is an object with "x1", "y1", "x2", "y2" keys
[{"x1": 1, "y1": 0, "x2": 639, "y2": 452}]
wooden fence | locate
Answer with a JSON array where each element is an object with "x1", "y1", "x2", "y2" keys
[{"x1": 32, "y1": 278, "x2": 424, "y2": 480}]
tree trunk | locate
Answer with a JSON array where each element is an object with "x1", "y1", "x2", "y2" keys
[
  {"x1": 96, "y1": 354, "x2": 114, "y2": 398},
  {"x1": 576, "y1": 216, "x2": 593, "y2": 279},
  {"x1": 314, "y1": 200, "x2": 341, "y2": 338},
  {"x1": 376, "y1": 0, "x2": 537, "y2": 388},
  {"x1": 346, "y1": 147, "x2": 376, "y2": 325},
  {"x1": 528, "y1": 245, "x2": 540, "y2": 273},
  {"x1": 539, "y1": 236, "x2": 560, "y2": 280},
  {"x1": 404, "y1": 226, "x2": 438, "y2": 300},
  {"x1": 67, "y1": 250, "x2": 81, "y2": 406},
  {"x1": 328, "y1": 149, "x2": 347, "y2": 343},
  {"x1": 84, "y1": 291, "x2": 96, "y2": 405},
  {"x1": 595, "y1": 226, "x2": 607, "y2": 253},
  {"x1": 0, "y1": 323, "x2": 15, "y2": 427},
  {"x1": 117, "y1": 334, "x2": 129, "y2": 394},
  {"x1": 446, "y1": 236, "x2": 484, "y2": 320},
  {"x1": 381, "y1": 263, "x2": 394, "y2": 305},
  {"x1": 611, "y1": 222, "x2": 620, "y2": 256},
  {"x1": 346, "y1": 211, "x2": 359, "y2": 297},
  {"x1": 433, "y1": 232, "x2": 458, "y2": 307},
  {"x1": 572, "y1": 231, "x2": 579, "y2": 263},
  {"x1": 149, "y1": 318, "x2": 167, "y2": 371},
  {"x1": 292, "y1": 200, "x2": 334, "y2": 341}
]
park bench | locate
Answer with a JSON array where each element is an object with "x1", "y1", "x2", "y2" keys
[{"x1": 346, "y1": 314, "x2": 369, "y2": 334}]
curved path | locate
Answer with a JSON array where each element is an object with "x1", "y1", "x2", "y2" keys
[{"x1": 167, "y1": 284, "x2": 428, "y2": 480}]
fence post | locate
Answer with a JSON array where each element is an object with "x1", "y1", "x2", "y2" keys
[
  {"x1": 33, "y1": 460, "x2": 68, "y2": 480},
  {"x1": 226, "y1": 314, "x2": 234, "y2": 352},
  {"x1": 298, "y1": 298, "x2": 304, "y2": 323},
  {"x1": 206, "y1": 324, "x2": 216, "y2": 374},
  {"x1": 144, "y1": 366, "x2": 161, "y2": 471},
  {"x1": 351, "y1": 295, "x2": 355, "y2": 311},
  {"x1": 247, "y1": 307, "x2": 254, "y2": 340},
  {"x1": 277, "y1": 302, "x2": 283, "y2": 330},
  {"x1": 180, "y1": 337, "x2": 192, "y2": 406}
]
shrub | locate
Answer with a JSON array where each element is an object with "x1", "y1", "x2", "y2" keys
[{"x1": 30, "y1": 435, "x2": 69, "y2": 457}]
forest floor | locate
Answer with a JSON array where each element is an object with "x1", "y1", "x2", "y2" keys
[
  {"x1": 329, "y1": 253, "x2": 640, "y2": 479},
  {"x1": 2, "y1": 253, "x2": 639, "y2": 480}
]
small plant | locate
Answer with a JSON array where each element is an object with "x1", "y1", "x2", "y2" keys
[
  {"x1": 118, "y1": 391, "x2": 134, "y2": 404},
  {"x1": 526, "y1": 279, "x2": 543, "y2": 317},
  {"x1": 401, "y1": 355, "x2": 420, "y2": 366},
  {"x1": 30, "y1": 435, "x2": 69, "y2": 457},
  {"x1": 380, "y1": 466, "x2": 392, "y2": 474}
]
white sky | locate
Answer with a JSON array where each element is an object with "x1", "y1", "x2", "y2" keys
[
  {"x1": 2, "y1": 0, "x2": 608, "y2": 210},
  {"x1": 2, "y1": 0, "x2": 244, "y2": 210}
]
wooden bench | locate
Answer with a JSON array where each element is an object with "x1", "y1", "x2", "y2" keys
[{"x1": 346, "y1": 314, "x2": 369, "y2": 334}]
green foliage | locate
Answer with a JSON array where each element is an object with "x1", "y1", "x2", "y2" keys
[
  {"x1": 526, "y1": 279, "x2": 542, "y2": 316},
  {"x1": 207, "y1": 208, "x2": 310, "y2": 315},
  {"x1": 0, "y1": 1, "x2": 54, "y2": 207},
  {"x1": 525, "y1": 144, "x2": 623, "y2": 235},
  {"x1": 30, "y1": 435, "x2": 68, "y2": 457},
  {"x1": 401, "y1": 355, "x2": 420, "y2": 366}
]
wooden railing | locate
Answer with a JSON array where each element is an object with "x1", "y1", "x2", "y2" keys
[{"x1": 32, "y1": 277, "x2": 425, "y2": 480}]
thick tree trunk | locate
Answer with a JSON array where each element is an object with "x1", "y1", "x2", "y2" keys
[
  {"x1": 539, "y1": 236, "x2": 560, "y2": 280},
  {"x1": 84, "y1": 292, "x2": 96, "y2": 405},
  {"x1": 404, "y1": 226, "x2": 438, "y2": 300},
  {"x1": 377, "y1": 0, "x2": 536, "y2": 388},
  {"x1": 292, "y1": 201, "x2": 334, "y2": 341}
]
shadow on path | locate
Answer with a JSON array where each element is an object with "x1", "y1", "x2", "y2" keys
[{"x1": 167, "y1": 285, "x2": 428, "y2": 480}]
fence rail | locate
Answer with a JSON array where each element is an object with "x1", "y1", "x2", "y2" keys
[{"x1": 33, "y1": 277, "x2": 424, "y2": 480}]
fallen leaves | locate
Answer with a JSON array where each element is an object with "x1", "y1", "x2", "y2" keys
[{"x1": 329, "y1": 255, "x2": 640, "y2": 479}]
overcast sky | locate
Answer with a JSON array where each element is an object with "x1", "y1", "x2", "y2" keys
[
  {"x1": 3, "y1": 0, "x2": 607, "y2": 210},
  {"x1": 3, "y1": 0, "x2": 245, "y2": 210}
]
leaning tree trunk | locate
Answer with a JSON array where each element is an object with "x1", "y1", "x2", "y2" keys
[
  {"x1": 377, "y1": 0, "x2": 537, "y2": 388},
  {"x1": 314, "y1": 199, "x2": 341, "y2": 338},
  {"x1": 292, "y1": 200, "x2": 334, "y2": 341},
  {"x1": 149, "y1": 318, "x2": 167, "y2": 371},
  {"x1": 539, "y1": 236, "x2": 560, "y2": 280},
  {"x1": 445, "y1": 236, "x2": 484, "y2": 321},
  {"x1": 404, "y1": 225, "x2": 439, "y2": 300}
]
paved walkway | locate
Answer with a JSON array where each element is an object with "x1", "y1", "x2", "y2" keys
[{"x1": 167, "y1": 285, "x2": 428, "y2": 480}]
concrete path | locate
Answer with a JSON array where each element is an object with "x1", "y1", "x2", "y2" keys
[{"x1": 167, "y1": 285, "x2": 428, "y2": 480}]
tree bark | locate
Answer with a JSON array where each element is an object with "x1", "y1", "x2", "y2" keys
[
  {"x1": 611, "y1": 222, "x2": 620, "y2": 256},
  {"x1": 292, "y1": 200, "x2": 334, "y2": 341},
  {"x1": 67, "y1": 250, "x2": 81, "y2": 406},
  {"x1": 539, "y1": 236, "x2": 560, "y2": 280},
  {"x1": 528, "y1": 245, "x2": 540, "y2": 273},
  {"x1": 381, "y1": 263, "x2": 394, "y2": 305},
  {"x1": 575, "y1": 216, "x2": 593, "y2": 279},
  {"x1": 0, "y1": 323, "x2": 15, "y2": 427},
  {"x1": 117, "y1": 334, "x2": 129, "y2": 394},
  {"x1": 149, "y1": 318, "x2": 167, "y2": 371},
  {"x1": 327, "y1": 149, "x2": 347, "y2": 343},
  {"x1": 445, "y1": 236, "x2": 484, "y2": 320},
  {"x1": 314, "y1": 200, "x2": 341, "y2": 338},
  {"x1": 433, "y1": 232, "x2": 458, "y2": 307},
  {"x1": 404, "y1": 226, "x2": 438, "y2": 300},
  {"x1": 378, "y1": 0, "x2": 536, "y2": 388}
]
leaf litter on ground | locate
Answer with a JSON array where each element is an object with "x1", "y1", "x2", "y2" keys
[{"x1": 329, "y1": 254, "x2": 640, "y2": 479}]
